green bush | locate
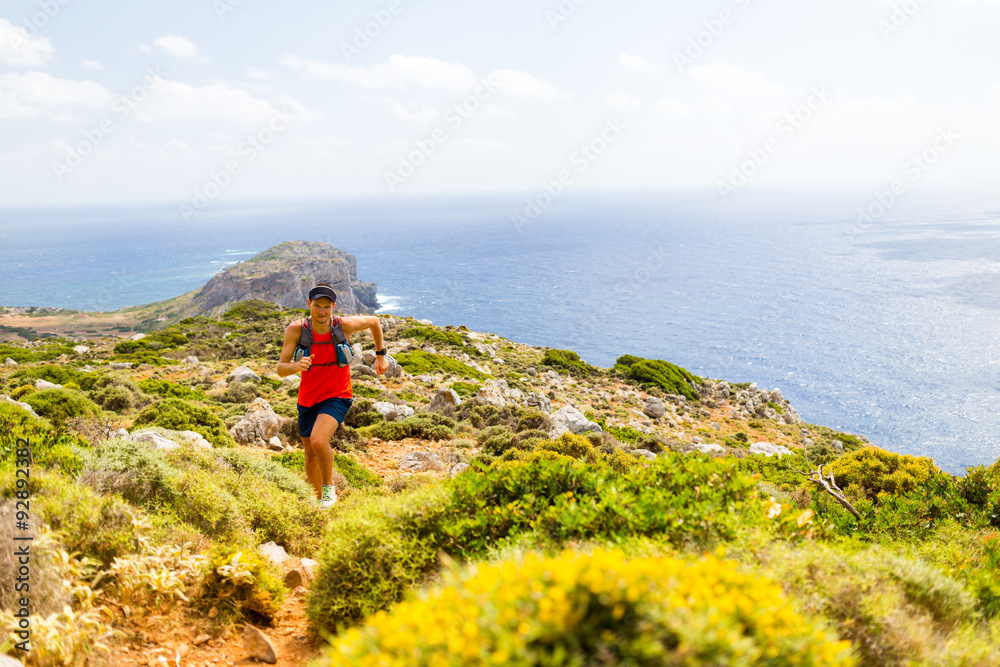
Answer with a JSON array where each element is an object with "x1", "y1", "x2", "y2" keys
[
  {"x1": 455, "y1": 402, "x2": 550, "y2": 433},
  {"x1": 90, "y1": 374, "x2": 150, "y2": 412},
  {"x1": 12, "y1": 364, "x2": 92, "y2": 388},
  {"x1": 321, "y1": 549, "x2": 854, "y2": 666},
  {"x1": 450, "y1": 381, "x2": 480, "y2": 398},
  {"x1": 24, "y1": 388, "x2": 101, "y2": 423},
  {"x1": 197, "y1": 545, "x2": 286, "y2": 625},
  {"x1": 400, "y1": 326, "x2": 469, "y2": 349},
  {"x1": 0, "y1": 402, "x2": 88, "y2": 475},
  {"x1": 113, "y1": 340, "x2": 153, "y2": 355},
  {"x1": 138, "y1": 378, "x2": 204, "y2": 401},
  {"x1": 223, "y1": 299, "x2": 285, "y2": 322},
  {"x1": 395, "y1": 351, "x2": 487, "y2": 381},
  {"x1": 540, "y1": 349, "x2": 597, "y2": 376},
  {"x1": 308, "y1": 448, "x2": 760, "y2": 633},
  {"x1": 343, "y1": 399, "x2": 383, "y2": 428},
  {"x1": 614, "y1": 355, "x2": 701, "y2": 401},
  {"x1": 361, "y1": 413, "x2": 456, "y2": 442},
  {"x1": 0, "y1": 341, "x2": 77, "y2": 363},
  {"x1": 144, "y1": 328, "x2": 190, "y2": 349},
  {"x1": 829, "y1": 446, "x2": 941, "y2": 502},
  {"x1": 10, "y1": 384, "x2": 35, "y2": 400},
  {"x1": 132, "y1": 398, "x2": 235, "y2": 447}
]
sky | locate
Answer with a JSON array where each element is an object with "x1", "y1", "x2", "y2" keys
[{"x1": 1, "y1": 0, "x2": 999, "y2": 208}]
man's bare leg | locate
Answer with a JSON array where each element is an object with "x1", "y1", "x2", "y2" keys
[{"x1": 303, "y1": 414, "x2": 340, "y2": 502}]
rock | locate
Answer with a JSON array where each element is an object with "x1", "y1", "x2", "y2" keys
[
  {"x1": 631, "y1": 449, "x2": 657, "y2": 461},
  {"x1": 418, "y1": 319, "x2": 433, "y2": 326},
  {"x1": 2, "y1": 395, "x2": 39, "y2": 419},
  {"x1": 268, "y1": 436, "x2": 284, "y2": 451},
  {"x1": 193, "y1": 634, "x2": 211, "y2": 646},
  {"x1": 207, "y1": 606, "x2": 219, "y2": 618},
  {"x1": 300, "y1": 558, "x2": 319, "y2": 579},
  {"x1": 128, "y1": 430, "x2": 180, "y2": 451},
  {"x1": 72, "y1": 345, "x2": 90, "y2": 354},
  {"x1": 373, "y1": 401, "x2": 414, "y2": 421},
  {"x1": 526, "y1": 367, "x2": 537, "y2": 376},
  {"x1": 110, "y1": 362, "x2": 133, "y2": 370},
  {"x1": 207, "y1": 380, "x2": 228, "y2": 396},
  {"x1": 35, "y1": 379, "x2": 63, "y2": 390},
  {"x1": 4, "y1": 358, "x2": 17, "y2": 366},
  {"x1": 384, "y1": 353, "x2": 404, "y2": 379},
  {"x1": 228, "y1": 365, "x2": 260, "y2": 384},
  {"x1": 242, "y1": 624, "x2": 277, "y2": 664},
  {"x1": 428, "y1": 388, "x2": 462, "y2": 412},
  {"x1": 749, "y1": 442, "x2": 793, "y2": 457},
  {"x1": 642, "y1": 397, "x2": 666, "y2": 419},
  {"x1": 176, "y1": 430, "x2": 212, "y2": 449},
  {"x1": 477, "y1": 379, "x2": 509, "y2": 407},
  {"x1": 130, "y1": 333, "x2": 146, "y2": 341},
  {"x1": 352, "y1": 365, "x2": 377, "y2": 377},
  {"x1": 544, "y1": 370, "x2": 561, "y2": 382},
  {"x1": 549, "y1": 405, "x2": 602, "y2": 438},
  {"x1": 689, "y1": 443, "x2": 726, "y2": 455},
  {"x1": 450, "y1": 462, "x2": 470, "y2": 477},
  {"x1": 415, "y1": 374, "x2": 437, "y2": 383},
  {"x1": 229, "y1": 398, "x2": 281, "y2": 447},
  {"x1": 526, "y1": 392, "x2": 552, "y2": 413},
  {"x1": 284, "y1": 567, "x2": 305, "y2": 590},
  {"x1": 362, "y1": 350, "x2": 376, "y2": 366},
  {"x1": 399, "y1": 451, "x2": 445, "y2": 472},
  {"x1": 184, "y1": 355, "x2": 200, "y2": 365},
  {"x1": 257, "y1": 541, "x2": 289, "y2": 567},
  {"x1": 281, "y1": 374, "x2": 300, "y2": 387},
  {"x1": 831, "y1": 439, "x2": 844, "y2": 452},
  {"x1": 115, "y1": 427, "x2": 128, "y2": 438}
]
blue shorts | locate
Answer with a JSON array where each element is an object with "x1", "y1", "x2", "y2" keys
[{"x1": 297, "y1": 397, "x2": 353, "y2": 438}]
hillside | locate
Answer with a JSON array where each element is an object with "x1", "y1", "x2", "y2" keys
[
  {"x1": 2, "y1": 299, "x2": 1000, "y2": 666},
  {"x1": 0, "y1": 241, "x2": 379, "y2": 341}
]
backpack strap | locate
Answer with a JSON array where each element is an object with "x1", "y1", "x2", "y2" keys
[
  {"x1": 297, "y1": 317, "x2": 314, "y2": 349},
  {"x1": 330, "y1": 316, "x2": 347, "y2": 345}
]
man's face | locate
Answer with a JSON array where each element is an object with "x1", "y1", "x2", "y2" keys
[{"x1": 308, "y1": 297, "x2": 334, "y2": 322}]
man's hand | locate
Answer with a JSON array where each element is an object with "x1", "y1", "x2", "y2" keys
[
  {"x1": 373, "y1": 355, "x2": 389, "y2": 375},
  {"x1": 299, "y1": 354, "x2": 315, "y2": 373}
]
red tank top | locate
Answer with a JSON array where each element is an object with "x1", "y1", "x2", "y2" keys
[{"x1": 297, "y1": 317, "x2": 352, "y2": 407}]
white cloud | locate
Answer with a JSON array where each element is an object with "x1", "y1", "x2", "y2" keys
[
  {"x1": 606, "y1": 92, "x2": 640, "y2": 108},
  {"x1": 0, "y1": 19, "x2": 54, "y2": 66},
  {"x1": 0, "y1": 71, "x2": 113, "y2": 121},
  {"x1": 137, "y1": 79, "x2": 298, "y2": 125},
  {"x1": 488, "y1": 69, "x2": 568, "y2": 100},
  {"x1": 282, "y1": 53, "x2": 476, "y2": 90},
  {"x1": 386, "y1": 98, "x2": 441, "y2": 123},
  {"x1": 132, "y1": 43, "x2": 152, "y2": 53},
  {"x1": 154, "y1": 35, "x2": 202, "y2": 61},
  {"x1": 81, "y1": 60, "x2": 105, "y2": 70},
  {"x1": 689, "y1": 62, "x2": 788, "y2": 99},
  {"x1": 618, "y1": 53, "x2": 660, "y2": 73},
  {"x1": 246, "y1": 66, "x2": 271, "y2": 79}
]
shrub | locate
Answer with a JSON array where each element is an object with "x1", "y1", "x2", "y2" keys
[
  {"x1": 24, "y1": 388, "x2": 101, "y2": 424},
  {"x1": 455, "y1": 402, "x2": 550, "y2": 433},
  {"x1": 395, "y1": 351, "x2": 487, "y2": 381},
  {"x1": 362, "y1": 413, "x2": 456, "y2": 442},
  {"x1": 343, "y1": 399, "x2": 383, "y2": 428},
  {"x1": 223, "y1": 299, "x2": 284, "y2": 322},
  {"x1": 138, "y1": 378, "x2": 204, "y2": 401},
  {"x1": 450, "y1": 381, "x2": 480, "y2": 397},
  {"x1": 614, "y1": 355, "x2": 701, "y2": 401},
  {"x1": 12, "y1": 364, "x2": 88, "y2": 388},
  {"x1": 0, "y1": 402, "x2": 88, "y2": 475},
  {"x1": 400, "y1": 326, "x2": 469, "y2": 350},
  {"x1": 197, "y1": 545, "x2": 286, "y2": 625},
  {"x1": 540, "y1": 348, "x2": 596, "y2": 376},
  {"x1": 133, "y1": 398, "x2": 235, "y2": 447},
  {"x1": 829, "y1": 446, "x2": 941, "y2": 501},
  {"x1": 10, "y1": 384, "x2": 35, "y2": 400},
  {"x1": 321, "y1": 549, "x2": 854, "y2": 666},
  {"x1": 478, "y1": 424, "x2": 517, "y2": 456},
  {"x1": 90, "y1": 374, "x2": 150, "y2": 412}
]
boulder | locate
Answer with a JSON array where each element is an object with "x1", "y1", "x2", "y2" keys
[
  {"x1": 749, "y1": 442, "x2": 794, "y2": 457},
  {"x1": 352, "y1": 365, "x2": 377, "y2": 377},
  {"x1": 399, "y1": 451, "x2": 444, "y2": 472},
  {"x1": 4, "y1": 358, "x2": 17, "y2": 366},
  {"x1": 110, "y1": 362, "x2": 133, "y2": 370},
  {"x1": 268, "y1": 436, "x2": 284, "y2": 451},
  {"x1": 476, "y1": 379, "x2": 509, "y2": 407},
  {"x1": 257, "y1": 542, "x2": 289, "y2": 567},
  {"x1": 361, "y1": 350, "x2": 376, "y2": 366},
  {"x1": 428, "y1": 388, "x2": 462, "y2": 412},
  {"x1": 300, "y1": 558, "x2": 319, "y2": 579},
  {"x1": 526, "y1": 392, "x2": 552, "y2": 413},
  {"x1": 373, "y1": 401, "x2": 414, "y2": 421},
  {"x1": 384, "y1": 353, "x2": 405, "y2": 379},
  {"x1": 688, "y1": 443, "x2": 726, "y2": 455},
  {"x1": 35, "y1": 379, "x2": 62, "y2": 390},
  {"x1": 228, "y1": 365, "x2": 260, "y2": 384},
  {"x1": 130, "y1": 333, "x2": 146, "y2": 341},
  {"x1": 242, "y1": 625, "x2": 277, "y2": 664},
  {"x1": 544, "y1": 370, "x2": 562, "y2": 382},
  {"x1": 449, "y1": 462, "x2": 470, "y2": 477},
  {"x1": 549, "y1": 405, "x2": 602, "y2": 438},
  {"x1": 128, "y1": 430, "x2": 180, "y2": 451},
  {"x1": 229, "y1": 398, "x2": 281, "y2": 447},
  {"x1": 175, "y1": 430, "x2": 212, "y2": 449},
  {"x1": 642, "y1": 397, "x2": 666, "y2": 419},
  {"x1": 72, "y1": 345, "x2": 90, "y2": 354},
  {"x1": 630, "y1": 449, "x2": 657, "y2": 461},
  {"x1": 1, "y1": 395, "x2": 39, "y2": 419},
  {"x1": 184, "y1": 355, "x2": 200, "y2": 365}
]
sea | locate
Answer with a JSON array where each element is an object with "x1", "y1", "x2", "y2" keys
[{"x1": 2, "y1": 185, "x2": 1000, "y2": 475}]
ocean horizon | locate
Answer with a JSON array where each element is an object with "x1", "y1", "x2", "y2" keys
[{"x1": 3, "y1": 186, "x2": 999, "y2": 475}]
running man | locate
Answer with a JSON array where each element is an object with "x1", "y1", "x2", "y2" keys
[{"x1": 276, "y1": 284, "x2": 388, "y2": 507}]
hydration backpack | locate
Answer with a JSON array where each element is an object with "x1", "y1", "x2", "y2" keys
[{"x1": 294, "y1": 316, "x2": 354, "y2": 367}]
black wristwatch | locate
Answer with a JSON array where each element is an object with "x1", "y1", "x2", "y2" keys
[{"x1": 375, "y1": 348, "x2": 387, "y2": 356}]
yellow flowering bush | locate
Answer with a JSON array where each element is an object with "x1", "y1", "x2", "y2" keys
[{"x1": 319, "y1": 549, "x2": 855, "y2": 666}]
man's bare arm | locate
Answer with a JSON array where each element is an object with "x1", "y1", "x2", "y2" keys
[
  {"x1": 276, "y1": 322, "x2": 313, "y2": 377},
  {"x1": 341, "y1": 315, "x2": 388, "y2": 374}
]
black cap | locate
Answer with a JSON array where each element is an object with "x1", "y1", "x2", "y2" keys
[{"x1": 308, "y1": 285, "x2": 337, "y2": 302}]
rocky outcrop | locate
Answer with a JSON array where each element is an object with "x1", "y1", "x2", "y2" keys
[
  {"x1": 549, "y1": 405, "x2": 602, "y2": 438},
  {"x1": 229, "y1": 398, "x2": 281, "y2": 448},
  {"x1": 191, "y1": 241, "x2": 379, "y2": 317}
]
